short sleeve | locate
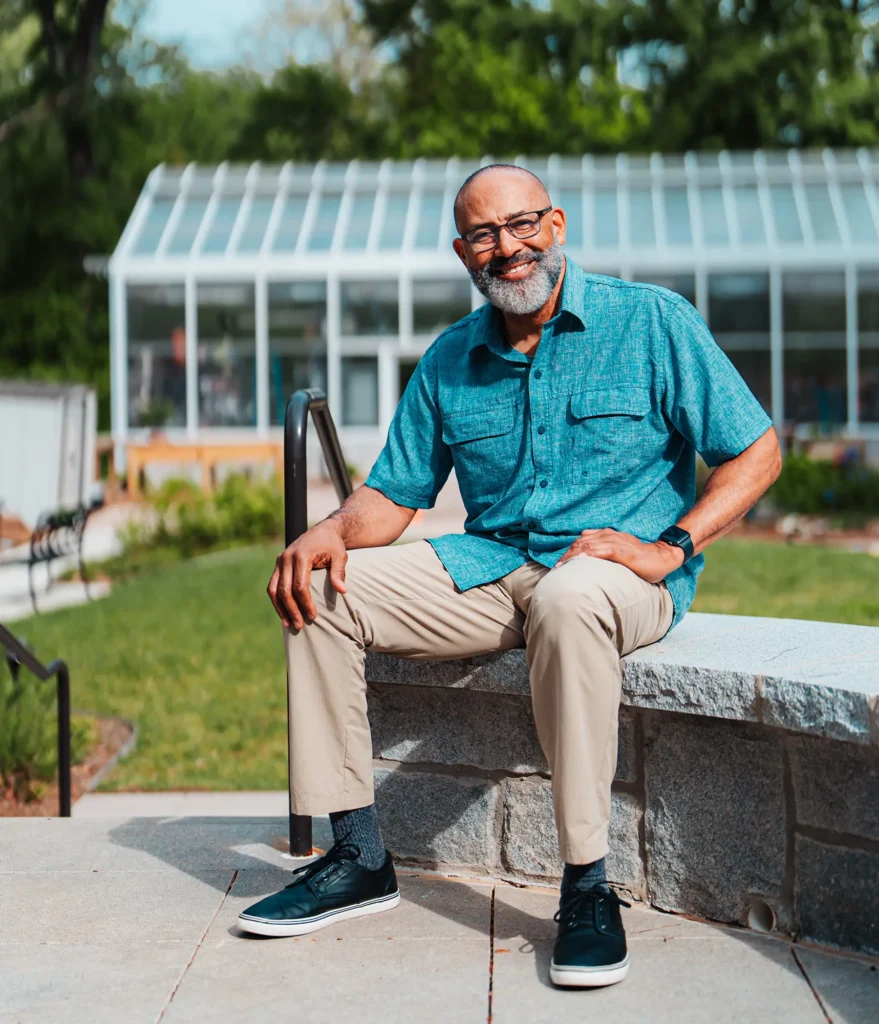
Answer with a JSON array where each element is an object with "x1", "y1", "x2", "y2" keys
[
  {"x1": 364, "y1": 346, "x2": 453, "y2": 508},
  {"x1": 662, "y1": 298, "x2": 773, "y2": 467}
]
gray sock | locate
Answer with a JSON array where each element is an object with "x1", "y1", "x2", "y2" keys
[
  {"x1": 561, "y1": 856, "x2": 608, "y2": 897},
  {"x1": 329, "y1": 804, "x2": 386, "y2": 871}
]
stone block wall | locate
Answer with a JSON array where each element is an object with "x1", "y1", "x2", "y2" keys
[{"x1": 367, "y1": 681, "x2": 879, "y2": 957}]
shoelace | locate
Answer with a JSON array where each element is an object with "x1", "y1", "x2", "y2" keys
[
  {"x1": 553, "y1": 884, "x2": 631, "y2": 928},
  {"x1": 284, "y1": 843, "x2": 362, "y2": 889}
]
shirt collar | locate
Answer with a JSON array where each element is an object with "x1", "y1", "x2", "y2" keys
[{"x1": 468, "y1": 256, "x2": 587, "y2": 352}]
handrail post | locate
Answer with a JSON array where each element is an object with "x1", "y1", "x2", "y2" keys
[
  {"x1": 283, "y1": 389, "x2": 355, "y2": 857},
  {"x1": 56, "y1": 662, "x2": 71, "y2": 818}
]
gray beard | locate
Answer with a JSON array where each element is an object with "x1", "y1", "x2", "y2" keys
[{"x1": 468, "y1": 245, "x2": 565, "y2": 315}]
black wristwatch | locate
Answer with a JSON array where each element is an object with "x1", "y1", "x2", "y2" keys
[{"x1": 657, "y1": 525, "x2": 694, "y2": 564}]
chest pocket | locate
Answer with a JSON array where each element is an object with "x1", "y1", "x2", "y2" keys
[
  {"x1": 442, "y1": 400, "x2": 520, "y2": 504},
  {"x1": 569, "y1": 386, "x2": 652, "y2": 485}
]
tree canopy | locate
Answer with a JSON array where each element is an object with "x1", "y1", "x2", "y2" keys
[{"x1": 2, "y1": 0, "x2": 878, "y2": 426}]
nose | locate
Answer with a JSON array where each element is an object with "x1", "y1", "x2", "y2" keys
[{"x1": 494, "y1": 227, "x2": 524, "y2": 259}]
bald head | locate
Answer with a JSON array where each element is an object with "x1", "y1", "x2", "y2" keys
[{"x1": 453, "y1": 164, "x2": 551, "y2": 233}]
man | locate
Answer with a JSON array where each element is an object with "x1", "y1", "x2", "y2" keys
[{"x1": 238, "y1": 164, "x2": 782, "y2": 988}]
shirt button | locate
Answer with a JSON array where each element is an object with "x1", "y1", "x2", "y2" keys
[
  {"x1": 527, "y1": 520, "x2": 537, "y2": 529},
  {"x1": 540, "y1": 479, "x2": 548, "y2": 488},
  {"x1": 537, "y1": 425, "x2": 546, "y2": 435},
  {"x1": 534, "y1": 370, "x2": 543, "y2": 379}
]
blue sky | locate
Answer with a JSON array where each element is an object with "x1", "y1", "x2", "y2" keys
[{"x1": 137, "y1": 0, "x2": 272, "y2": 69}]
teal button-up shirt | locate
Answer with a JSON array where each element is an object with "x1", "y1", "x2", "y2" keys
[{"x1": 365, "y1": 258, "x2": 772, "y2": 635}]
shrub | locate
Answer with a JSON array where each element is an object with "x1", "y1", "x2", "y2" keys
[
  {"x1": 768, "y1": 454, "x2": 879, "y2": 518},
  {"x1": 0, "y1": 649, "x2": 92, "y2": 802}
]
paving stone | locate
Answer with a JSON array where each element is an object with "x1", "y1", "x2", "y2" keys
[
  {"x1": 796, "y1": 947, "x2": 879, "y2": 1024},
  {"x1": 788, "y1": 736, "x2": 879, "y2": 840},
  {"x1": 164, "y1": 873, "x2": 491, "y2": 1024},
  {"x1": 0, "y1": 943, "x2": 187, "y2": 1024},
  {"x1": 644, "y1": 716, "x2": 787, "y2": 923},
  {"x1": 0, "y1": 817, "x2": 309, "y2": 873},
  {"x1": 762, "y1": 678, "x2": 872, "y2": 744},
  {"x1": 795, "y1": 836, "x2": 879, "y2": 956},
  {"x1": 499, "y1": 778, "x2": 644, "y2": 892},
  {"x1": 373, "y1": 766, "x2": 502, "y2": 871},
  {"x1": 491, "y1": 885, "x2": 826, "y2": 1024},
  {"x1": 368, "y1": 683, "x2": 547, "y2": 773},
  {"x1": 0, "y1": 870, "x2": 231, "y2": 944}
]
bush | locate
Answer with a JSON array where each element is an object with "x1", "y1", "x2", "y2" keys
[
  {"x1": 0, "y1": 649, "x2": 92, "y2": 802},
  {"x1": 122, "y1": 472, "x2": 284, "y2": 563},
  {"x1": 768, "y1": 454, "x2": 879, "y2": 518}
]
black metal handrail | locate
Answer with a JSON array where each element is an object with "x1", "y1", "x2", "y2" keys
[
  {"x1": 284, "y1": 388, "x2": 353, "y2": 856},
  {"x1": 0, "y1": 623, "x2": 71, "y2": 817}
]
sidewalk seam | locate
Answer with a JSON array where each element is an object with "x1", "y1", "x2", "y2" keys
[
  {"x1": 791, "y1": 947, "x2": 832, "y2": 1023},
  {"x1": 487, "y1": 886, "x2": 496, "y2": 1024},
  {"x1": 154, "y1": 869, "x2": 239, "y2": 1023}
]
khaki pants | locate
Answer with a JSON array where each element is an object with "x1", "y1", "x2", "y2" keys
[{"x1": 285, "y1": 539, "x2": 673, "y2": 864}]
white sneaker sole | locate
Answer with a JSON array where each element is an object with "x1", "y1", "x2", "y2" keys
[
  {"x1": 549, "y1": 955, "x2": 630, "y2": 988},
  {"x1": 237, "y1": 890, "x2": 400, "y2": 937}
]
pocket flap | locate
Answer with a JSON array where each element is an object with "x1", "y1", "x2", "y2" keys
[
  {"x1": 570, "y1": 386, "x2": 651, "y2": 419},
  {"x1": 442, "y1": 402, "x2": 517, "y2": 444}
]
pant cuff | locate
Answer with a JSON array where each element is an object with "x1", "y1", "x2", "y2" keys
[
  {"x1": 558, "y1": 832, "x2": 609, "y2": 866},
  {"x1": 289, "y1": 784, "x2": 376, "y2": 818}
]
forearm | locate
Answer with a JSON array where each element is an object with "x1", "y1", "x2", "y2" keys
[
  {"x1": 323, "y1": 484, "x2": 417, "y2": 548},
  {"x1": 676, "y1": 428, "x2": 782, "y2": 556}
]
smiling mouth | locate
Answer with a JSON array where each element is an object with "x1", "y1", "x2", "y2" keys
[{"x1": 493, "y1": 259, "x2": 537, "y2": 281}]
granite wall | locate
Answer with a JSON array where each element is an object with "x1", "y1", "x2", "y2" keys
[{"x1": 366, "y1": 681, "x2": 879, "y2": 957}]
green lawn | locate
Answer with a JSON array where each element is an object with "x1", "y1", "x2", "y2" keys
[{"x1": 12, "y1": 539, "x2": 879, "y2": 792}]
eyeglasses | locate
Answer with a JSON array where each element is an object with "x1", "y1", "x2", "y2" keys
[{"x1": 460, "y1": 207, "x2": 554, "y2": 253}]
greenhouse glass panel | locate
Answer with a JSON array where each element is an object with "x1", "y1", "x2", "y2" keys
[
  {"x1": 127, "y1": 283, "x2": 187, "y2": 428},
  {"x1": 167, "y1": 198, "x2": 208, "y2": 255},
  {"x1": 700, "y1": 187, "x2": 729, "y2": 246},
  {"x1": 413, "y1": 279, "x2": 471, "y2": 335},
  {"x1": 559, "y1": 188, "x2": 583, "y2": 248},
  {"x1": 770, "y1": 184, "x2": 803, "y2": 243},
  {"x1": 341, "y1": 280, "x2": 398, "y2": 336},
  {"x1": 663, "y1": 187, "x2": 692, "y2": 246},
  {"x1": 707, "y1": 273, "x2": 771, "y2": 413},
  {"x1": 380, "y1": 191, "x2": 410, "y2": 249},
  {"x1": 734, "y1": 186, "x2": 765, "y2": 245},
  {"x1": 344, "y1": 192, "x2": 375, "y2": 249},
  {"x1": 840, "y1": 185, "x2": 878, "y2": 243},
  {"x1": 415, "y1": 190, "x2": 445, "y2": 249},
  {"x1": 196, "y1": 282, "x2": 257, "y2": 427},
  {"x1": 271, "y1": 195, "x2": 308, "y2": 252},
  {"x1": 593, "y1": 189, "x2": 619, "y2": 247},
  {"x1": 133, "y1": 198, "x2": 174, "y2": 255},
  {"x1": 342, "y1": 356, "x2": 379, "y2": 425},
  {"x1": 857, "y1": 269, "x2": 879, "y2": 422},
  {"x1": 805, "y1": 184, "x2": 840, "y2": 243},
  {"x1": 308, "y1": 191, "x2": 342, "y2": 250},
  {"x1": 783, "y1": 271, "x2": 846, "y2": 425},
  {"x1": 268, "y1": 281, "x2": 327, "y2": 425},
  {"x1": 238, "y1": 197, "x2": 275, "y2": 253},
  {"x1": 633, "y1": 273, "x2": 695, "y2": 306},
  {"x1": 629, "y1": 189, "x2": 655, "y2": 245},
  {"x1": 202, "y1": 197, "x2": 241, "y2": 254}
]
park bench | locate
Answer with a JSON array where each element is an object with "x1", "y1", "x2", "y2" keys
[{"x1": 27, "y1": 502, "x2": 99, "y2": 614}]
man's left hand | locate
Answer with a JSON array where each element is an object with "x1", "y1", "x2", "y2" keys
[{"x1": 554, "y1": 528, "x2": 684, "y2": 583}]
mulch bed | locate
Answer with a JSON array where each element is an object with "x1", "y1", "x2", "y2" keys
[{"x1": 0, "y1": 716, "x2": 134, "y2": 817}]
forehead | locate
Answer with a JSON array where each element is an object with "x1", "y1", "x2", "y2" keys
[{"x1": 457, "y1": 170, "x2": 548, "y2": 228}]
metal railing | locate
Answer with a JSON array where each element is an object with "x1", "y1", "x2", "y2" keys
[
  {"x1": 0, "y1": 623, "x2": 71, "y2": 817},
  {"x1": 284, "y1": 388, "x2": 353, "y2": 856}
]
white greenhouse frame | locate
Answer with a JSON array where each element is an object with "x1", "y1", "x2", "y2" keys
[{"x1": 108, "y1": 149, "x2": 879, "y2": 471}]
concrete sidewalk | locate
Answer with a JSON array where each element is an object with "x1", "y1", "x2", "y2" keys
[{"x1": 2, "y1": 817, "x2": 876, "y2": 1023}]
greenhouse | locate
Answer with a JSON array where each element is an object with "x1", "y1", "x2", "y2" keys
[{"x1": 108, "y1": 149, "x2": 879, "y2": 473}]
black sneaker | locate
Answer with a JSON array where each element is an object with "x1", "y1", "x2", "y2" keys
[
  {"x1": 237, "y1": 844, "x2": 400, "y2": 938},
  {"x1": 549, "y1": 885, "x2": 631, "y2": 988}
]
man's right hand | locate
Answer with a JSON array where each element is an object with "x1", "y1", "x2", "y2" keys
[{"x1": 267, "y1": 521, "x2": 348, "y2": 629}]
